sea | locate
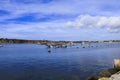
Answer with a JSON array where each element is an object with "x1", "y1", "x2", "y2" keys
[{"x1": 0, "y1": 43, "x2": 120, "y2": 80}]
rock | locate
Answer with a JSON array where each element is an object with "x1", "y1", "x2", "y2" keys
[
  {"x1": 99, "y1": 68, "x2": 118, "y2": 78},
  {"x1": 98, "y1": 77, "x2": 109, "y2": 80},
  {"x1": 107, "y1": 68, "x2": 118, "y2": 74},
  {"x1": 87, "y1": 76, "x2": 97, "y2": 80},
  {"x1": 99, "y1": 70, "x2": 112, "y2": 78},
  {"x1": 114, "y1": 59, "x2": 120, "y2": 69},
  {"x1": 109, "y1": 72, "x2": 120, "y2": 80}
]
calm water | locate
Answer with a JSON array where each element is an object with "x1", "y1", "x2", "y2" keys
[{"x1": 0, "y1": 43, "x2": 120, "y2": 80}]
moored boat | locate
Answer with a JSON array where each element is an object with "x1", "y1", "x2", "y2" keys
[{"x1": 46, "y1": 43, "x2": 67, "y2": 48}]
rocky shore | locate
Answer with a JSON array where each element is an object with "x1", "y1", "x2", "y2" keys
[
  {"x1": 88, "y1": 59, "x2": 120, "y2": 80},
  {"x1": 87, "y1": 68, "x2": 120, "y2": 80}
]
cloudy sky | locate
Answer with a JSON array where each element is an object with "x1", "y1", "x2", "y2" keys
[{"x1": 0, "y1": 0, "x2": 120, "y2": 40}]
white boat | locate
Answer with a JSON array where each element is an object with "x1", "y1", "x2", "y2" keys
[
  {"x1": 82, "y1": 42, "x2": 85, "y2": 48},
  {"x1": 69, "y1": 42, "x2": 74, "y2": 46},
  {"x1": 47, "y1": 43, "x2": 67, "y2": 48}
]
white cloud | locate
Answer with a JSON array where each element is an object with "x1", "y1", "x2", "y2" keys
[
  {"x1": 0, "y1": 20, "x2": 67, "y2": 36},
  {"x1": 0, "y1": 0, "x2": 120, "y2": 40},
  {"x1": 67, "y1": 15, "x2": 120, "y2": 33}
]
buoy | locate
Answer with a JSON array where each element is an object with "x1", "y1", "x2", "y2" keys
[
  {"x1": 48, "y1": 50, "x2": 51, "y2": 53},
  {"x1": 82, "y1": 46, "x2": 85, "y2": 48}
]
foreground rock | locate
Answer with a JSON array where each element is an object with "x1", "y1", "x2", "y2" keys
[
  {"x1": 88, "y1": 59, "x2": 120, "y2": 80},
  {"x1": 87, "y1": 76, "x2": 97, "y2": 80},
  {"x1": 99, "y1": 71, "x2": 120, "y2": 80},
  {"x1": 98, "y1": 68, "x2": 118, "y2": 78},
  {"x1": 87, "y1": 68, "x2": 120, "y2": 80}
]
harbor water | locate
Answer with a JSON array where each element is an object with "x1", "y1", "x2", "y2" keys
[{"x1": 0, "y1": 43, "x2": 120, "y2": 80}]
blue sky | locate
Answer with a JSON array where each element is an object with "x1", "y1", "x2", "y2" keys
[{"x1": 0, "y1": 0, "x2": 120, "y2": 40}]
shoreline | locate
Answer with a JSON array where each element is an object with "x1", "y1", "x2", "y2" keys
[
  {"x1": 87, "y1": 68, "x2": 120, "y2": 80},
  {"x1": 88, "y1": 59, "x2": 120, "y2": 80},
  {"x1": 0, "y1": 38, "x2": 120, "y2": 44}
]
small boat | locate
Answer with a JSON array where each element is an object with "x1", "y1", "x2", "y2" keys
[
  {"x1": 47, "y1": 44, "x2": 54, "y2": 48},
  {"x1": 76, "y1": 47, "x2": 79, "y2": 48},
  {"x1": 61, "y1": 44, "x2": 67, "y2": 48},
  {"x1": 82, "y1": 46, "x2": 85, "y2": 48},
  {"x1": 47, "y1": 43, "x2": 67, "y2": 48},
  {"x1": 48, "y1": 49, "x2": 51, "y2": 53}
]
